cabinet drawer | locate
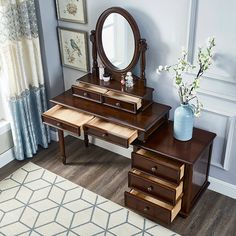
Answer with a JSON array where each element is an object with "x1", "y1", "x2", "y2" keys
[
  {"x1": 132, "y1": 149, "x2": 185, "y2": 183},
  {"x1": 103, "y1": 91, "x2": 142, "y2": 114},
  {"x1": 125, "y1": 189, "x2": 182, "y2": 223},
  {"x1": 42, "y1": 105, "x2": 94, "y2": 136},
  {"x1": 128, "y1": 169, "x2": 183, "y2": 205},
  {"x1": 83, "y1": 117, "x2": 138, "y2": 148},
  {"x1": 72, "y1": 83, "x2": 108, "y2": 103}
]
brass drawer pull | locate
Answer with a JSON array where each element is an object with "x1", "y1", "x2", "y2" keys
[
  {"x1": 115, "y1": 102, "x2": 120, "y2": 107},
  {"x1": 147, "y1": 186, "x2": 153, "y2": 192},
  {"x1": 151, "y1": 166, "x2": 158, "y2": 173},
  {"x1": 83, "y1": 92, "x2": 88, "y2": 97},
  {"x1": 143, "y1": 206, "x2": 150, "y2": 212}
]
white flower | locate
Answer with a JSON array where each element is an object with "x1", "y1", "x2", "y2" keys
[
  {"x1": 156, "y1": 68, "x2": 161, "y2": 74},
  {"x1": 156, "y1": 65, "x2": 164, "y2": 74},
  {"x1": 164, "y1": 65, "x2": 168, "y2": 70}
]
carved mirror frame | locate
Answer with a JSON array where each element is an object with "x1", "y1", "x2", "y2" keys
[{"x1": 90, "y1": 7, "x2": 147, "y2": 83}]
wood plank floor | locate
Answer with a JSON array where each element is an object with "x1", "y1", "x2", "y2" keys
[{"x1": 0, "y1": 136, "x2": 236, "y2": 236}]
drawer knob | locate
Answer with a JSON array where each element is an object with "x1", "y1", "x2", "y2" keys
[
  {"x1": 144, "y1": 206, "x2": 150, "y2": 212},
  {"x1": 102, "y1": 133, "x2": 107, "y2": 137},
  {"x1": 151, "y1": 166, "x2": 158, "y2": 173},
  {"x1": 147, "y1": 186, "x2": 153, "y2": 192},
  {"x1": 56, "y1": 123, "x2": 61, "y2": 127},
  {"x1": 115, "y1": 102, "x2": 120, "y2": 107},
  {"x1": 83, "y1": 92, "x2": 88, "y2": 97}
]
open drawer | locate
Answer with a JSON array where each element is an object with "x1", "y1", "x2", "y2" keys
[
  {"x1": 125, "y1": 189, "x2": 182, "y2": 224},
  {"x1": 128, "y1": 169, "x2": 183, "y2": 205},
  {"x1": 42, "y1": 105, "x2": 94, "y2": 136},
  {"x1": 71, "y1": 82, "x2": 108, "y2": 103},
  {"x1": 103, "y1": 91, "x2": 142, "y2": 114},
  {"x1": 83, "y1": 117, "x2": 138, "y2": 148},
  {"x1": 132, "y1": 149, "x2": 185, "y2": 184}
]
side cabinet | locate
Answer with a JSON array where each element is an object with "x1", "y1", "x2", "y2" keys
[{"x1": 125, "y1": 121, "x2": 216, "y2": 224}]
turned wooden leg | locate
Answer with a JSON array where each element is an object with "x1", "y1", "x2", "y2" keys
[
  {"x1": 84, "y1": 131, "x2": 89, "y2": 147},
  {"x1": 58, "y1": 129, "x2": 66, "y2": 165}
]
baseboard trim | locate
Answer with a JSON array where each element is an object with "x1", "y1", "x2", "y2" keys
[
  {"x1": 208, "y1": 176, "x2": 236, "y2": 199},
  {"x1": 0, "y1": 148, "x2": 14, "y2": 168}
]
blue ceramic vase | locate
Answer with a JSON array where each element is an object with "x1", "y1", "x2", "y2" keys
[{"x1": 174, "y1": 103, "x2": 194, "y2": 141}]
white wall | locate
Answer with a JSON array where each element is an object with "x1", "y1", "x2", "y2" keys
[{"x1": 45, "y1": 1, "x2": 236, "y2": 191}]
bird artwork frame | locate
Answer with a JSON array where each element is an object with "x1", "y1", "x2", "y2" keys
[
  {"x1": 58, "y1": 27, "x2": 90, "y2": 72},
  {"x1": 56, "y1": 0, "x2": 87, "y2": 24}
]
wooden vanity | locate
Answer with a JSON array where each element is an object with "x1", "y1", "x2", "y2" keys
[{"x1": 42, "y1": 7, "x2": 215, "y2": 225}]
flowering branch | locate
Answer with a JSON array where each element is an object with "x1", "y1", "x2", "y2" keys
[{"x1": 157, "y1": 37, "x2": 216, "y2": 117}]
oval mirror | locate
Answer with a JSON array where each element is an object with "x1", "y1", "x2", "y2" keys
[
  {"x1": 102, "y1": 13, "x2": 135, "y2": 70},
  {"x1": 96, "y1": 7, "x2": 141, "y2": 74}
]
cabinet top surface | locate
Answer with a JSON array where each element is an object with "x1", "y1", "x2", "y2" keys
[
  {"x1": 50, "y1": 90, "x2": 171, "y2": 132},
  {"x1": 77, "y1": 73, "x2": 154, "y2": 98},
  {"x1": 133, "y1": 121, "x2": 216, "y2": 164}
]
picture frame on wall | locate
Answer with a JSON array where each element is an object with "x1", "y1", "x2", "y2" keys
[
  {"x1": 58, "y1": 27, "x2": 90, "y2": 72},
  {"x1": 56, "y1": 0, "x2": 87, "y2": 24}
]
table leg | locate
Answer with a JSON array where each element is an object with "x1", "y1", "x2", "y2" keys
[
  {"x1": 58, "y1": 129, "x2": 66, "y2": 165},
  {"x1": 84, "y1": 132, "x2": 89, "y2": 147}
]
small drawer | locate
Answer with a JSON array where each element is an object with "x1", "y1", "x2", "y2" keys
[
  {"x1": 71, "y1": 83, "x2": 108, "y2": 103},
  {"x1": 125, "y1": 189, "x2": 182, "y2": 224},
  {"x1": 42, "y1": 105, "x2": 94, "y2": 136},
  {"x1": 132, "y1": 149, "x2": 185, "y2": 184},
  {"x1": 103, "y1": 91, "x2": 142, "y2": 114},
  {"x1": 83, "y1": 117, "x2": 138, "y2": 148},
  {"x1": 128, "y1": 169, "x2": 183, "y2": 205}
]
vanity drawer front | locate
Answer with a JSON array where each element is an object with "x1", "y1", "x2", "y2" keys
[
  {"x1": 128, "y1": 169, "x2": 183, "y2": 205},
  {"x1": 83, "y1": 117, "x2": 138, "y2": 148},
  {"x1": 43, "y1": 116, "x2": 80, "y2": 135},
  {"x1": 103, "y1": 96, "x2": 137, "y2": 113},
  {"x1": 72, "y1": 86, "x2": 102, "y2": 103},
  {"x1": 125, "y1": 189, "x2": 182, "y2": 223},
  {"x1": 42, "y1": 105, "x2": 94, "y2": 136},
  {"x1": 132, "y1": 150, "x2": 185, "y2": 184}
]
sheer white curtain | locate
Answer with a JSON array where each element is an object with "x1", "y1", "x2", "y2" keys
[{"x1": 0, "y1": 0, "x2": 50, "y2": 160}]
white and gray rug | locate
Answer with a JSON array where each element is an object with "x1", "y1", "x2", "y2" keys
[{"x1": 0, "y1": 162, "x2": 179, "y2": 236}]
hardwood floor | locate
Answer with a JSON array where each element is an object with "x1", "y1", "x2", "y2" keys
[{"x1": 0, "y1": 136, "x2": 235, "y2": 236}]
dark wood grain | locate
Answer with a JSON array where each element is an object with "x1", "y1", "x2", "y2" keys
[
  {"x1": 132, "y1": 121, "x2": 217, "y2": 217},
  {"x1": 133, "y1": 120, "x2": 216, "y2": 164},
  {"x1": 71, "y1": 85, "x2": 103, "y2": 103},
  {"x1": 50, "y1": 89, "x2": 171, "y2": 133},
  {"x1": 77, "y1": 73, "x2": 154, "y2": 98},
  {"x1": 0, "y1": 136, "x2": 235, "y2": 236},
  {"x1": 128, "y1": 170, "x2": 180, "y2": 205}
]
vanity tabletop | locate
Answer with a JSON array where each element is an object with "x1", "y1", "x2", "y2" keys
[
  {"x1": 77, "y1": 73, "x2": 154, "y2": 98},
  {"x1": 50, "y1": 89, "x2": 171, "y2": 132},
  {"x1": 133, "y1": 121, "x2": 216, "y2": 164}
]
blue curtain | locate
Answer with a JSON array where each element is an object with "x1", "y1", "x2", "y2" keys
[{"x1": 9, "y1": 86, "x2": 50, "y2": 160}]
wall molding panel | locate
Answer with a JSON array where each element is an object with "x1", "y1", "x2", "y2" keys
[{"x1": 186, "y1": 0, "x2": 236, "y2": 174}]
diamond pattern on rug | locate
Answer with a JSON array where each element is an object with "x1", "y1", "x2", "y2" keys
[{"x1": 0, "y1": 162, "x2": 180, "y2": 236}]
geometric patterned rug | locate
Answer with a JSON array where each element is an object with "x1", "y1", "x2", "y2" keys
[{"x1": 0, "y1": 163, "x2": 179, "y2": 236}]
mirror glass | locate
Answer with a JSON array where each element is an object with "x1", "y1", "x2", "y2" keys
[{"x1": 102, "y1": 13, "x2": 135, "y2": 70}]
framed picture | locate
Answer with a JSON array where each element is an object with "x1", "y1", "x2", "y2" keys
[
  {"x1": 56, "y1": 0, "x2": 87, "y2": 24},
  {"x1": 58, "y1": 27, "x2": 90, "y2": 72}
]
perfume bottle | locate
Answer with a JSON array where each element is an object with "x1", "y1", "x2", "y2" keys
[{"x1": 125, "y1": 72, "x2": 134, "y2": 88}]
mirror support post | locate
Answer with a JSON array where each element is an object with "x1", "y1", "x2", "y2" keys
[
  {"x1": 140, "y1": 39, "x2": 147, "y2": 85},
  {"x1": 90, "y1": 30, "x2": 99, "y2": 76}
]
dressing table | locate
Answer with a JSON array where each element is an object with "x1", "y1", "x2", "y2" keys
[{"x1": 42, "y1": 7, "x2": 215, "y2": 225}]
